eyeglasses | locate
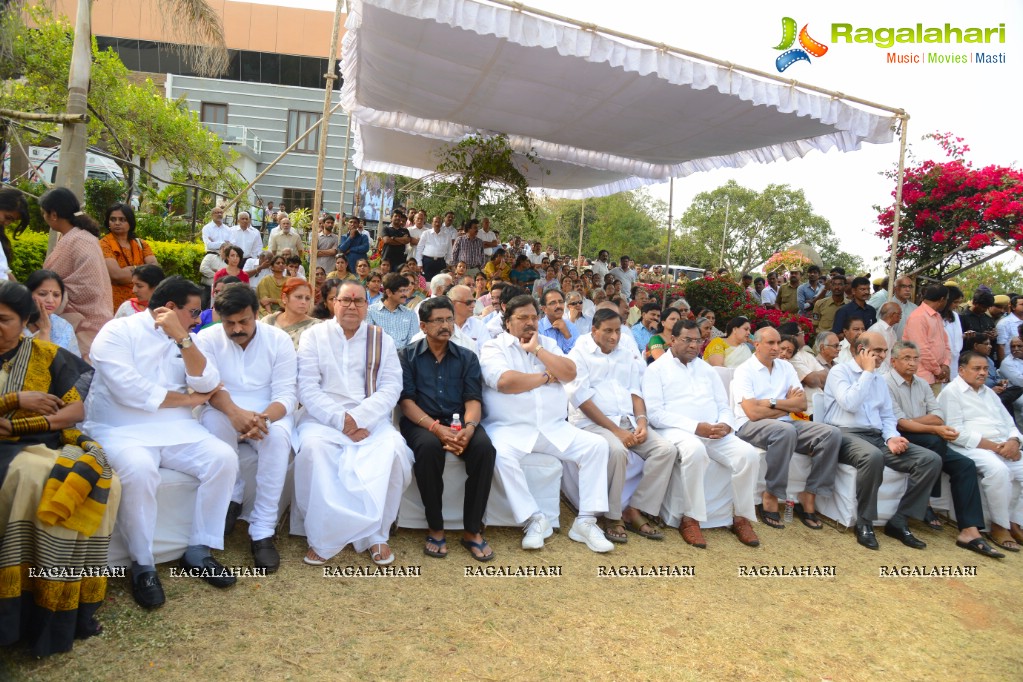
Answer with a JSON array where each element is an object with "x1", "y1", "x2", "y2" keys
[
  {"x1": 187, "y1": 308, "x2": 202, "y2": 319},
  {"x1": 822, "y1": 343, "x2": 841, "y2": 349},
  {"x1": 453, "y1": 299, "x2": 476, "y2": 306},
  {"x1": 336, "y1": 297, "x2": 367, "y2": 308},
  {"x1": 568, "y1": 301, "x2": 582, "y2": 307},
  {"x1": 427, "y1": 317, "x2": 455, "y2": 326},
  {"x1": 677, "y1": 337, "x2": 702, "y2": 345}
]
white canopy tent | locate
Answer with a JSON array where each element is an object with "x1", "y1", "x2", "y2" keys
[{"x1": 339, "y1": 0, "x2": 909, "y2": 281}]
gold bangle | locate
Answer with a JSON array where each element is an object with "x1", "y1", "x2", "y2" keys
[
  {"x1": 416, "y1": 414, "x2": 428, "y2": 425},
  {"x1": 10, "y1": 415, "x2": 50, "y2": 436},
  {"x1": 0, "y1": 393, "x2": 18, "y2": 413}
]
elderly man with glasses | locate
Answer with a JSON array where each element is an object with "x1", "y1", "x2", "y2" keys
[{"x1": 294, "y1": 281, "x2": 412, "y2": 567}]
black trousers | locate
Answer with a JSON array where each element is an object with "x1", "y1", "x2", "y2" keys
[
  {"x1": 422, "y1": 256, "x2": 446, "y2": 282},
  {"x1": 400, "y1": 418, "x2": 496, "y2": 534},
  {"x1": 903, "y1": 432, "x2": 985, "y2": 531}
]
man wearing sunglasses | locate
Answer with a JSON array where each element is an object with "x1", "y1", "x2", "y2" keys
[{"x1": 85, "y1": 276, "x2": 239, "y2": 609}]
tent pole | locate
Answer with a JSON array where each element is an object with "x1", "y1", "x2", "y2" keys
[
  {"x1": 339, "y1": 108, "x2": 353, "y2": 219},
  {"x1": 719, "y1": 196, "x2": 730, "y2": 271},
  {"x1": 886, "y1": 115, "x2": 910, "y2": 296},
  {"x1": 663, "y1": 177, "x2": 674, "y2": 308},
  {"x1": 311, "y1": 0, "x2": 345, "y2": 265},
  {"x1": 576, "y1": 197, "x2": 585, "y2": 267}
]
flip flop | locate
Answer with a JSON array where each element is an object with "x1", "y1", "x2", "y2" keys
[
  {"x1": 983, "y1": 533, "x2": 1021, "y2": 553},
  {"x1": 460, "y1": 537, "x2": 496, "y2": 562},
  {"x1": 423, "y1": 535, "x2": 447, "y2": 559},
  {"x1": 757, "y1": 505, "x2": 785, "y2": 529},
  {"x1": 795, "y1": 504, "x2": 823, "y2": 530},
  {"x1": 923, "y1": 507, "x2": 943, "y2": 531},
  {"x1": 956, "y1": 537, "x2": 1005, "y2": 559},
  {"x1": 369, "y1": 543, "x2": 396, "y2": 565},
  {"x1": 624, "y1": 516, "x2": 664, "y2": 540},
  {"x1": 603, "y1": 520, "x2": 630, "y2": 543},
  {"x1": 303, "y1": 548, "x2": 330, "y2": 566}
]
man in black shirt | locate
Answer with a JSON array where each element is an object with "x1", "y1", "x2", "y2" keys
[
  {"x1": 832, "y1": 276, "x2": 878, "y2": 338},
  {"x1": 959, "y1": 290, "x2": 998, "y2": 346},
  {"x1": 379, "y1": 209, "x2": 411, "y2": 271},
  {"x1": 398, "y1": 296, "x2": 496, "y2": 561}
]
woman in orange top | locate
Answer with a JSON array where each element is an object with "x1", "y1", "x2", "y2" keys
[{"x1": 99, "y1": 203, "x2": 159, "y2": 312}]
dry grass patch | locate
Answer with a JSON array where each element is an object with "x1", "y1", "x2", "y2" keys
[{"x1": 2, "y1": 503, "x2": 1021, "y2": 681}]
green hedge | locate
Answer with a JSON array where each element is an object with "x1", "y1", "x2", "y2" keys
[{"x1": 10, "y1": 230, "x2": 204, "y2": 282}]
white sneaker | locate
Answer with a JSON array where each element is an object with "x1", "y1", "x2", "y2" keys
[
  {"x1": 522, "y1": 514, "x2": 553, "y2": 550},
  {"x1": 569, "y1": 517, "x2": 614, "y2": 553}
]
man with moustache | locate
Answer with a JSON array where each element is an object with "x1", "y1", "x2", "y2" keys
[
  {"x1": 196, "y1": 285, "x2": 297, "y2": 572},
  {"x1": 399, "y1": 296, "x2": 496, "y2": 561},
  {"x1": 480, "y1": 295, "x2": 613, "y2": 552},
  {"x1": 538, "y1": 288, "x2": 580, "y2": 353}
]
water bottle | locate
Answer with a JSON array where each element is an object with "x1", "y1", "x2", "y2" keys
[
  {"x1": 450, "y1": 413, "x2": 462, "y2": 432},
  {"x1": 784, "y1": 498, "x2": 795, "y2": 524}
]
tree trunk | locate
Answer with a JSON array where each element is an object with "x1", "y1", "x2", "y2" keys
[{"x1": 51, "y1": 0, "x2": 92, "y2": 251}]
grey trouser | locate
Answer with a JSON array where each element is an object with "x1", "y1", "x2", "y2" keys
[
  {"x1": 582, "y1": 419, "x2": 677, "y2": 521},
  {"x1": 837, "y1": 427, "x2": 942, "y2": 527},
  {"x1": 736, "y1": 419, "x2": 841, "y2": 500}
]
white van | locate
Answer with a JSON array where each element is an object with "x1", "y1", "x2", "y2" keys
[{"x1": 1, "y1": 146, "x2": 125, "y2": 184}]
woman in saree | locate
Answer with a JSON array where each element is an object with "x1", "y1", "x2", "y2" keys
[
  {"x1": 703, "y1": 315, "x2": 754, "y2": 368},
  {"x1": 0, "y1": 281, "x2": 119, "y2": 656},
  {"x1": 260, "y1": 277, "x2": 320, "y2": 349}
]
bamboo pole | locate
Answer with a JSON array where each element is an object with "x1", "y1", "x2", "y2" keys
[
  {"x1": 0, "y1": 110, "x2": 89, "y2": 124},
  {"x1": 311, "y1": 0, "x2": 345, "y2": 264},
  {"x1": 663, "y1": 177, "x2": 674, "y2": 308},
  {"x1": 886, "y1": 115, "x2": 910, "y2": 296},
  {"x1": 576, "y1": 197, "x2": 585, "y2": 266}
]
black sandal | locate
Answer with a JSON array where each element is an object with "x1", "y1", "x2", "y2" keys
[
  {"x1": 923, "y1": 507, "x2": 943, "y2": 531},
  {"x1": 757, "y1": 505, "x2": 785, "y2": 529},
  {"x1": 956, "y1": 537, "x2": 1004, "y2": 559},
  {"x1": 795, "y1": 504, "x2": 823, "y2": 530}
]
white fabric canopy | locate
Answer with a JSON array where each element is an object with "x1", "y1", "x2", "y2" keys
[{"x1": 341, "y1": 0, "x2": 898, "y2": 198}]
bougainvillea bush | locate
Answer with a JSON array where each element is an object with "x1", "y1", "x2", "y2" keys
[
  {"x1": 763, "y1": 249, "x2": 813, "y2": 275},
  {"x1": 876, "y1": 132, "x2": 1023, "y2": 279}
]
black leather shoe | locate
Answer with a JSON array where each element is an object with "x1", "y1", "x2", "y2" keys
[
  {"x1": 225, "y1": 501, "x2": 243, "y2": 535},
  {"x1": 251, "y1": 537, "x2": 280, "y2": 573},
  {"x1": 179, "y1": 555, "x2": 237, "y2": 588},
  {"x1": 131, "y1": 569, "x2": 165, "y2": 609},
  {"x1": 856, "y1": 523, "x2": 879, "y2": 550},
  {"x1": 884, "y1": 522, "x2": 927, "y2": 549}
]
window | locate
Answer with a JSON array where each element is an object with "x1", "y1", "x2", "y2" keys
[
  {"x1": 283, "y1": 188, "x2": 319, "y2": 211},
  {"x1": 287, "y1": 111, "x2": 321, "y2": 153},
  {"x1": 201, "y1": 103, "x2": 228, "y2": 125}
]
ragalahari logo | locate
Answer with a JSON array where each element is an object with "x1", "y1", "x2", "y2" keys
[{"x1": 773, "y1": 17, "x2": 828, "y2": 72}]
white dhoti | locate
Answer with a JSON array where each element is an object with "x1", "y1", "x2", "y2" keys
[
  {"x1": 295, "y1": 422, "x2": 412, "y2": 556},
  {"x1": 951, "y1": 445, "x2": 1023, "y2": 528},
  {"x1": 659, "y1": 428, "x2": 758, "y2": 523},
  {"x1": 493, "y1": 430, "x2": 609, "y2": 523},
  {"x1": 200, "y1": 408, "x2": 292, "y2": 542}
]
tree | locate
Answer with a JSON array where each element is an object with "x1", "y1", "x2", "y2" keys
[
  {"x1": 675, "y1": 180, "x2": 859, "y2": 275},
  {"x1": 875, "y1": 132, "x2": 1023, "y2": 280},
  {"x1": 1, "y1": 5, "x2": 243, "y2": 210},
  {"x1": 949, "y1": 260, "x2": 1023, "y2": 300},
  {"x1": 0, "y1": 0, "x2": 228, "y2": 203}
]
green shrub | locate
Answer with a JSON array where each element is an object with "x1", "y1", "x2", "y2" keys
[
  {"x1": 135, "y1": 213, "x2": 196, "y2": 243},
  {"x1": 10, "y1": 230, "x2": 204, "y2": 283},
  {"x1": 83, "y1": 178, "x2": 127, "y2": 220},
  {"x1": 680, "y1": 276, "x2": 758, "y2": 329},
  {"x1": 11, "y1": 180, "x2": 50, "y2": 234},
  {"x1": 9, "y1": 230, "x2": 48, "y2": 281}
]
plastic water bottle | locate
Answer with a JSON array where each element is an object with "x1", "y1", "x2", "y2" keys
[
  {"x1": 450, "y1": 413, "x2": 462, "y2": 432},
  {"x1": 784, "y1": 498, "x2": 795, "y2": 523}
]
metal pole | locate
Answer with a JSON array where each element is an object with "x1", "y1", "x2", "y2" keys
[
  {"x1": 311, "y1": 0, "x2": 344, "y2": 265},
  {"x1": 663, "y1": 177, "x2": 674, "y2": 308},
  {"x1": 576, "y1": 197, "x2": 585, "y2": 266},
  {"x1": 887, "y1": 115, "x2": 910, "y2": 296}
]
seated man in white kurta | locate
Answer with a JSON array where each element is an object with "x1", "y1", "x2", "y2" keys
[
  {"x1": 642, "y1": 319, "x2": 761, "y2": 549},
  {"x1": 480, "y1": 294, "x2": 614, "y2": 553},
  {"x1": 294, "y1": 280, "x2": 412, "y2": 566},
  {"x1": 939, "y1": 350, "x2": 1023, "y2": 552},
  {"x1": 85, "y1": 276, "x2": 238, "y2": 610},
  {"x1": 196, "y1": 285, "x2": 297, "y2": 573}
]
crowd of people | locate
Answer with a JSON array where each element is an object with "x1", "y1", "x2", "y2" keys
[{"x1": 1, "y1": 189, "x2": 1023, "y2": 658}]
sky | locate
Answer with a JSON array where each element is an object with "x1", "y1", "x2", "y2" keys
[{"x1": 242, "y1": 0, "x2": 1023, "y2": 272}]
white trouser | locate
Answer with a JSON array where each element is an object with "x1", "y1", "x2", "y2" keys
[
  {"x1": 660, "y1": 429, "x2": 758, "y2": 523},
  {"x1": 294, "y1": 428, "x2": 411, "y2": 556},
  {"x1": 200, "y1": 408, "x2": 291, "y2": 541},
  {"x1": 104, "y1": 437, "x2": 238, "y2": 566},
  {"x1": 953, "y1": 446, "x2": 1023, "y2": 528},
  {"x1": 495, "y1": 430, "x2": 609, "y2": 524}
]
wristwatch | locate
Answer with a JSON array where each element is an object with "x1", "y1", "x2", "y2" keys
[
  {"x1": 175, "y1": 336, "x2": 193, "y2": 350},
  {"x1": 466, "y1": 420, "x2": 480, "y2": 428},
  {"x1": 769, "y1": 398, "x2": 777, "y2": 409}
]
